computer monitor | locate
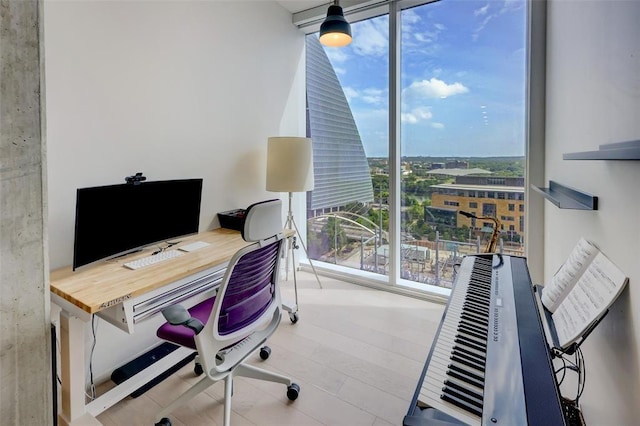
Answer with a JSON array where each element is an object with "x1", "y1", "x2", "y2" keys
[{"x1": 72, "y1": 178, "x2": 203, "y2": 270}]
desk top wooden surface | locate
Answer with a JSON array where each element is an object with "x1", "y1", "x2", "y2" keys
[{"x1": 50, "y1": 228, "x2": 250, "y2": 314}]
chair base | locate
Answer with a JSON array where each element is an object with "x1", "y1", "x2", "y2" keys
[{"x1": 155, "y1": 361, "x2": 298, "y2": 426}]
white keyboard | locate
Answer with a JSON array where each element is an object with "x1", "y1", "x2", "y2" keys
[
  {"x1": 178, "y1": 241, "x2": 211, "y2": 252},
  {"x1": 123, "y1": 250, "x2": 184, "y2": 270}
]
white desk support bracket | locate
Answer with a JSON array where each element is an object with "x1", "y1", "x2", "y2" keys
[
  {"x1": 58, "y1": 310, "x2": 91, "y2": 426},
  {"x1": 53, "y1": 265, "x2": 227, "y2": 425}
]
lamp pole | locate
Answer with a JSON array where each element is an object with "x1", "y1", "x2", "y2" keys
[
  {"x1": 266, "y1": 136, "x2": 321, "y2": 323},
  {"x1": 285, "y1": 192, "x2": 323, "y2": 290}
]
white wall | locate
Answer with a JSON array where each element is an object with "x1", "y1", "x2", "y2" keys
[
  {"x1": 544, "y1": 1, "x2": 640, "y2": 424},
  {"x1": 45, "y1": 1, "x2": 306, "y2": 382}
]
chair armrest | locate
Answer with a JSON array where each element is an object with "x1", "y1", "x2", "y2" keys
[{"x1": 161, "y1": 305, "x2": 204, "y2": 334}]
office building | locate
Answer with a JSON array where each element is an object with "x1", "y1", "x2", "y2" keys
[
  {"x1": 305, "y1": 34, "x2": 374, "y2": 214},
  {"x1": 428, "y1": 176, "x2": 525, "y2": 240}
]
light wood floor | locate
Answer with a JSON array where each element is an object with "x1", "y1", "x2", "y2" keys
[{"x1": 96, "y1": 271, "x2": 445, "y2": 426}]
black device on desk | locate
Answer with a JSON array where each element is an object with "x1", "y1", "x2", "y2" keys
[
  {"x1": 217, "y1": 208, "x2": 246, "y2": 231},
  {"x1": 73, "y1": 177, "x2": 203, "y2": 270},
  {"x1": 217, "y1": 199, "x2": 280, "y2": 232}
]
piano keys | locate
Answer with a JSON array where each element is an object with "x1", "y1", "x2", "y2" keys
[{"x1": 404, "y1": 254, "x2": 566, "y2": 426}]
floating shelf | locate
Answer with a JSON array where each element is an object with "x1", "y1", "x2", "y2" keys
[
  {"x1": 563, "y1": 140, "x2": 640, "y2": 160},
  {"x1": 531, "y1": 181, "x2": 598, "y2": 210}
]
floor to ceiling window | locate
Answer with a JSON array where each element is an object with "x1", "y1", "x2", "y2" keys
[
  {"x1": 398, "y1": 0, "x2": 527, "y2": 288},
  {"x1": 305, "y1": 15, "x2": 390, "y2": 277},
  {"x1": 302, "y1": 0, "x2": 527, "y2": 292}
]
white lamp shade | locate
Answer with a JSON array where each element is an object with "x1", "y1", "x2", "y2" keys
[{"x1": 266, "y1": 137, "x2": 314, "y2": 192}]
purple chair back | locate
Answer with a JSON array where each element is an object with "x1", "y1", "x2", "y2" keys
[
  {"x1": 217, "y1": 239, "x2": 280, "y2": 335},
  {"x1": 157, "y1": 199, "x2": 285, "y2": 375}
]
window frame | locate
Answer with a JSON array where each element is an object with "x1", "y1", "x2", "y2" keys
[{"x1": 295, "y1": 0, "x2": 544, "y2": 295}]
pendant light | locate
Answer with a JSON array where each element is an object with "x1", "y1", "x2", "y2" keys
[{"x1": 319, "y1": 0, "x2": 352, "y2": 47}]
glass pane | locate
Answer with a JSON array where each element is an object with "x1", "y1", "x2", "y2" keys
[
  {"x1": 305, "y1": 15, "x2": 390, "y2": 278},
  {"x1": 399, "y1": 0, "x2": 527, "y2": 288}
]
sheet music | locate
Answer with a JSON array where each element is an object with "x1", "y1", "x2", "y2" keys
[
  {"x1": 553, "y1": 252, "x2": 628, "y2": 348},
  {"x1": 541, "y1": 238, "x2": 599, "y2": 313}
]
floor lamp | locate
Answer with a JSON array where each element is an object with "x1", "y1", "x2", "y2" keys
[{"x1": 266, "y1": 137, "x2": 323, "y2": 322}]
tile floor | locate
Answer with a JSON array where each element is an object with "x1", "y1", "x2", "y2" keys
[{"x1": 96, "y1": 271, "x2": 445, "y2": 426}]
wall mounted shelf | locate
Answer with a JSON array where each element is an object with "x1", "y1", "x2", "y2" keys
[
  {"x1": 563, "y1": 140, "x2": 640, "y2": 160},
  {"x1": 531, "y1": 181, "x2": 598, "y2": 210}
]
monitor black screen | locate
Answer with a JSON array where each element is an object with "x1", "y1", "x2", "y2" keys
[{"x1": 73, "y1": 178, "x2": 203, "y2": 270}]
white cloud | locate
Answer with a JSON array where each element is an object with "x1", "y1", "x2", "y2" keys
[
  {"x1": 430, "y1": 122, "x2": 445, "y2": 129},
  {"x1": 474, "y1": 4, "x2": 490, "y2": 16},
  {"x1": 404, "y1": 78, "x2": 469, "y2": 99},
  {"x1": 500, "y1": 0, "x2": 525, "y2": 14},
  {"x1": 401, "y1": 113, "x2": 418, "y2": 124},
  {"x1": 401, "y1": 9, "x2": 422, "y2": 43},
  {"x1": 473, "y1": 15, "x2": 494, "y2": 41},
  {"x1": 413, "y1": 107, "x2": 433, "y2": 120},
  {"x1": 353, "y1": 107, "x2": 388, "y2": 122},
  {"x1": 401, "y1": 107, "x2": 433, "y2": 124},
  {"x1": 405, "y1": 21, "x2": 445, "y2": 55},
  {"x1": 342, "y1": 86, "x2": 386, "y2": 105},
  {"x1": 325, "y1": 48, "x2": 349, "y2": 63},
  {"x1": 414, "y1": 30, "x2": 438, "y2": 44},
  {"x1": 352, "y1": 17, "x2": 388, "y2": 57},
  {"x1": 413, "y1": 33, "x2": 427, "y2": 43},
  {"x1": 361, "y1": 88, "x2": 385, "y2": 105},
  {"x1": 473, "y1": 0, "x2": 524, "y2": 41},
  {"x1": 343, "y1": 87, "x2": 359, "y2": 102},
  {"x1": 402, "y1": 9, "x2": 421, "y2": 25}
]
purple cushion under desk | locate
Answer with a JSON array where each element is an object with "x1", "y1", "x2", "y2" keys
[{"x1": 157, "y1": 297, "x2": 216, "y2": 350}]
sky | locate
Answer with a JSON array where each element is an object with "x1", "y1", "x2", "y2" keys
[{"x1": 321, "y1": 0, "x2": 527, "y2": 158}]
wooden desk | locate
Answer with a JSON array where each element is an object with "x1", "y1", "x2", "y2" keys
[{"x1": 51, "y1": 229, "x2": 250, "y2": 426}]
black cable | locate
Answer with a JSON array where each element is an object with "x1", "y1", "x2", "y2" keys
[
  {"x1": 575, "y1": 347, "x2": 586, "y2": 403},
  {"x1": 88, "y1": 315, "x2": 98, "y2": 400},
  {"x1": 555, "y1": 356, "x2": 568, "y2": 386},
  {"x1": 555, "y1": 347, "x2": 586, "y2": 410},
  {"x1": 153, "y1": 241, "x2": 181, "y2": 255}
]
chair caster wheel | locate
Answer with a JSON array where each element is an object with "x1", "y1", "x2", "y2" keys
[
  {"x1": 194, "y1": 362, "x2": 203, "y2": 376},
  {"x1": 287, "y1": 383, "x2": 300, "y2": 400},
  {"x1": 289, "y1": 312, "x2": 299, "y2": 324},
  {"x1": 259, "y1": 346, "x2": 271, "y2": 360},
  {"x1": 155, "y1": 418, "x2": 171, "y2": 426}
]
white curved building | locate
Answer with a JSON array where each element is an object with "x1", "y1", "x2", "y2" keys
[{"x1": 305, "y1": 35, "x2": 374, "y2": 214}]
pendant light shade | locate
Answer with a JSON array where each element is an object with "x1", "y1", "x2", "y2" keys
[{"x1": 319, "y1": 2, "x2": 352, "y2": 47}]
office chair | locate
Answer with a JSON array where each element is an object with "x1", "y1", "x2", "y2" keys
[{"x1": 154, "y1": 199, "x2": 300, "y2": 426}]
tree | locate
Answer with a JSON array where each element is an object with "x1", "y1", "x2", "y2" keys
[{"x1": 324, "y1": 216, "x2": 348, "y2": 256}]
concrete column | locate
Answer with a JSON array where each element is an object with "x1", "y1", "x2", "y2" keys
[{"x1": 0, "y1": 1, "x2": 52, "y2": 425}]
